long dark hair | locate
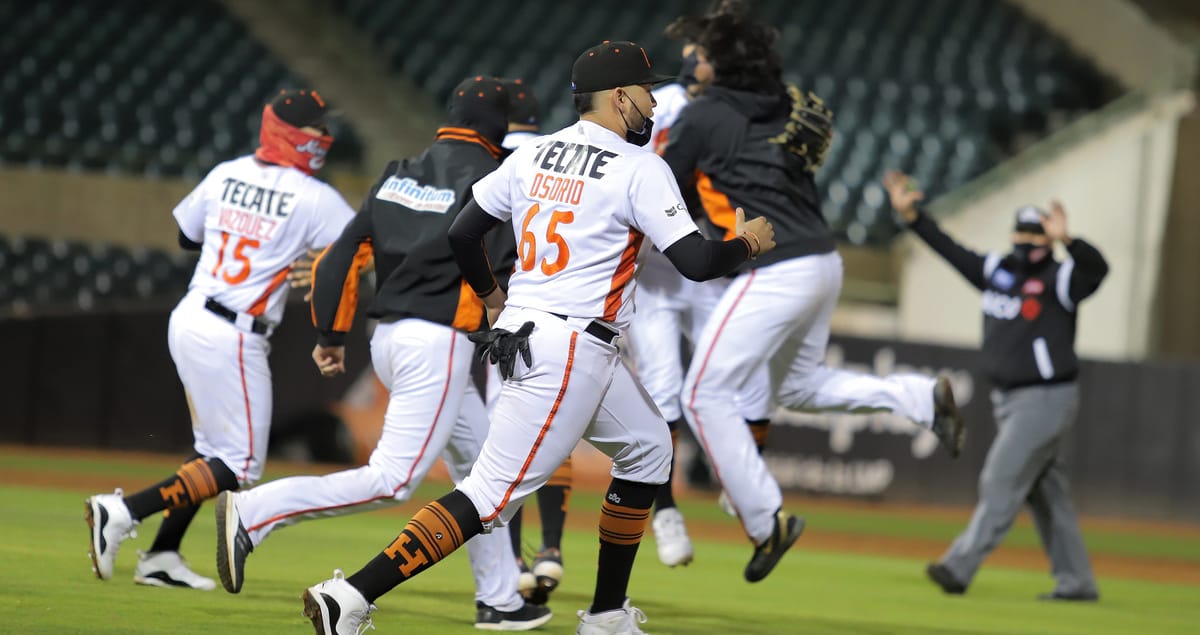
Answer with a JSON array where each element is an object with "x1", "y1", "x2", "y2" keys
[{"x1": 665, "y1": 3, "x2": 785, "y2": 96}]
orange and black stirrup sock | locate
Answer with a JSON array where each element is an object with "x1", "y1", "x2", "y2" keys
[
  {"x1": 123, "y1": 455, "x2": 239, "y2": 521},
  {"x1": 149, "y1": 503, "x2": 201, "y2": 553},
  {"x1": 592, "y1": 478, "x2": 655, "y2": 613},
  {"x1": 746, "y1": 418, "x2": 771, "y2": 455},
  {"x1": 654, "y1": 419, "x2": 683, "y2": 511},
  {"x1": 535, "y1": 457, "x2": 572, "y2": 550},
  {"x1": 347, "y1": 489, "x2": 483, "y2": 603}
]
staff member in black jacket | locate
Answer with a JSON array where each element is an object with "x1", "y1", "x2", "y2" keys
[
  {"x1": 213, "y1": 76, "x2": 552, "y2": 630},
  {"x1": 885, "y1": 170, "x2": 1108, "y2": 602}
]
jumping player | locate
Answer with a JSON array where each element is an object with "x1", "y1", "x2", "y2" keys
[
  {"x1": 213, "y1": 76, "x2": 550, "y2": 631},
  {"x1": 84, "y1": 90, "x2": 356, "y2": 589},
  {"x1": 660, "y1": 11, "x2": 966, "y2": 581},
  {"x1": 297, "y1": 41, "x2": 776, "y2": 635}
]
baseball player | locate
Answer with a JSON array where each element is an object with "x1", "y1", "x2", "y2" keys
[
  {"x1": 630, "y1": 31, "x2": 773, "y2": 567},
  {"x1": 213, "y1": 76, "x2": 551, "y2": 631},
  {"x1": 659, "y1": 12, "x2": 966, "y2": 580},
  {"x1": 84, "y1": 90, "x2": 355, "y2": 589},
  {"x1": 495, "y1": 78, "x2": 571, "y2": 604},
  {"x1": 298, "y1": 41, "x2": 777, "y2": 635},
  {"x1": 885, "y1": 171, "x2": 1107, "y2": 601}
]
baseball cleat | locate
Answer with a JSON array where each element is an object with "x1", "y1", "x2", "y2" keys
[
  {"x1": 85, "y1": 489, "x2": 136, "y2": 580},
  {"x1": 931, "y1": 376, "x2": 966, "y2": 459},
  {"x1": 134, "y1": 550, "x2": 217, "y2": 590},
  {"x1": 301, "y1": 570, "x2": 376, "y2": 635},
  {"x1": 531, "y1": 547, "x2": 563, "y2": 592},
  {"x1": 576, "y1": 598, "x2": 648, "y2": 635},
  {"x1": 1037, "y1": 589, "x2": 1099, "y2": 602},
  {"x1": 744, "y1": 509, "x2": 805, "y2": 583},
  {"x1": 651, "y1": 507, "x2": 694, "y2": 567},
  {"x1": 215, "y1": 491, "x2": 254, "y2": 594},
  {"x1": 925, "y1": 562, "x2": 967, "y2": 595},
  {"x1": 474, "y1": 600, "x2": 553, "y2": 631}
]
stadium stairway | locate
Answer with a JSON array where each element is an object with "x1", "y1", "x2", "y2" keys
[{"x1": 219, "y1": 0, "x2": 445, "y2": 171}]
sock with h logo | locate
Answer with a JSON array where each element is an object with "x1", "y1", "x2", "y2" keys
[{"x1": 592, "y1": 478, "x2": 656, "y2": 613}]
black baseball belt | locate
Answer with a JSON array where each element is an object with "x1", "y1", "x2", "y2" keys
[
  {"x1": 205, "y1": 297, "x2": 271, "y2": 335},
  {"x1": 550, "y1": 312, "x2": 619, "y2": 345}
]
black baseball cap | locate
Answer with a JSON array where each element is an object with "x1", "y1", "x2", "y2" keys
[
  {"x1": 1014, "y1": 206, "x2": 1047, "y2": 234},
  {"x1": 269, "y1": 89, "x2": 328, "y2": 128},
  {"x1": 447, "y1": 76, "x2": 510, "y2": 144},
  {"x1": 571, "y1": 41, "x2": 674, "y2": 94},
  {"x1": 502, "y1": 78, "x2": 539, "y2": 126}
]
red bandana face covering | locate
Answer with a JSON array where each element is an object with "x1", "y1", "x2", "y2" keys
[{"x1": 253, "y1": 105, "x2": 334, "y2": 175}]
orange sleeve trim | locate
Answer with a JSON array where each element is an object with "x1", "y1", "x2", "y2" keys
[
  {"x1": 450, "y1": 279, "x2": 486, "y2": 331},
  {"x1": 247, "y1": 266, "x2": 292, "y2": 317},
  {"x1": 695, "y1": 171, "x2": 738, "y2": 240},
  {"x1": 602, "y1": 230, "x2": 644, "y2": 322},
  {"x1": 311, "y1": 241, "x2": 374, "y2": 331},
  {"x1": 482, "y1": 332, "x2": 577, "y2": 523}
]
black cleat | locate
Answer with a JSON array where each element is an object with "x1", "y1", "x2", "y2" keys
[
  {"x1": 932, "y1": 376, "x2": 966, "y2": 459},
  {"x1": 744, "y1": 510, "x2": 805, "y2": 582},
  {"x1": 926, "y1": 562, "x2": 967, "y2": 595},
  {"x1": 474, "y1": 600, "x2": 553, "y2": 631},
  {"x1": 215, "y1": 491, "x2": 254, "y2": 594},
  {"x1": 1038, "y1": 590, "x2": 1099, "y2": 602}
]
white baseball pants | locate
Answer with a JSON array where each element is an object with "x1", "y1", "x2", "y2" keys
[
  {"x1": 628, "y1": 250, "x2": 771, "y2": 421},
  {"x1": 459, "y1": 307, "x2": 672, "y2": 526},
  {"x1": 233, "y1": 318, "x2": 521, "y2": 610},
  {"x1": 168, "y1": 290, "x2": 272, "y2": 485},
  {"x1": 683, "y1": 252, "x2": 936, "y2": 542}
]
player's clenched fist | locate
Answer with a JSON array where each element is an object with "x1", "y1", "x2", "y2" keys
[
  {"x1": 312, "y1": 344, "x2": 346, "y2": 377},
  {"x1": 883, "y1": 170, "x2": 923, "y2": 224},
  {"x1": 735, "y1": 207, "x2": 776, "y2": 258}
]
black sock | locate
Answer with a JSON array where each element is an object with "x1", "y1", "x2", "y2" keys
[
  {"x1": 123, "y1": 455, "x2": 239, "y2": 520},
  {"x1": 509, "y1": 506, "x2": 524, "y2": 560},
  {"x1": 347, "y1": 489, "x2": 483, "y2": 604},
  {"x1": 746, "y1": 418, "x2": 770, "y2": 455},
  {"x1": 654, "y1": 419, "x2": 683, "y2": 511},
  {"x1": 535, "y1": 484, "x2": 569, "y2": 551},
  {"x1": 592, "y1": 478, "x2": 655, "y2": 614},
  {"x1": 149, "y1": 502, "x2": 201, "y2": 553}
]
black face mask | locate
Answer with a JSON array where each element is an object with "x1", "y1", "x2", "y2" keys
[
  {"x1": 620, "y1": 94, "x2": 654, "y2": 147},
  {"x1": 1011, "y1": 243, "x2": 1050, "y2": 270},
  {"x1": 678, "y1": 50, "x2": 700, "y2": 87}
]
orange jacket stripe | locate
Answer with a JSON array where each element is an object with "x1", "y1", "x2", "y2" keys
[{"x1": 695, "y1": 171, "x2": 738, "y2": 240}]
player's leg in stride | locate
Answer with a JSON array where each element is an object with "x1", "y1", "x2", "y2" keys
[{"x1": 85, "y1": 453, "x2": 239, "y2": 588}]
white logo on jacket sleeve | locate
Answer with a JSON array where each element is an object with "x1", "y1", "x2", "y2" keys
[{"x1": 376, "y1": 176, "x2": 456, "y2": 213}]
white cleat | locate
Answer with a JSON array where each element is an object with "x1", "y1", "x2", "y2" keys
[
  {"x1": 302, "y1": 570, "x2": 377, "y2": 635},
  {"x1": 85, "y1": 489, "x2": 136, "y2": 580},
  {"x1": 134, "y1": 550, "x2": 217, "y2": 590},
  {"x1": 651, "y1": 508, "x2": 694, "y2": 567},
  {"x1": 576, "y1": 598, "x2": 648, "y2": 635}
]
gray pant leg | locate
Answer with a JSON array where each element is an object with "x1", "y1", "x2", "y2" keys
[
  {"x1": 1025, "y1": 385, "x2": 1097, "y2": 595},
  {"x1": 939, "y1": 384, "x2": 1071, "y2": 585}
]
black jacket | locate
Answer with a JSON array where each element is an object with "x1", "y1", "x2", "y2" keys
[
  {"x1": 910, "y1": 211, "x2": 1109, "y2": 389},
  {"x1": 311, "y1": 128, "x2": 516, "y2": 346},
  {"x1": 661, "y1": 86, "x2": 836, "y2": 269}
]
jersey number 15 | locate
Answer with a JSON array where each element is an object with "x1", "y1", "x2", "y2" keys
[
  {"x1": 212, "y1": 231, "x2": 259, "y2": 284},
  {"x1": 518, "y1": 203, "x2": 574, "y2": 276}
]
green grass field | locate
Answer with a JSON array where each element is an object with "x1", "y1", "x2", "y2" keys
[{"x1": 1, "y1": 451, "x2": 1197, "y2": 634}]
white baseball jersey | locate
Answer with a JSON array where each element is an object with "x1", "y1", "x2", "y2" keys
[
  {"x1": 502, "y1": 130, "x2": 541, "y2": 151},
  {"x1": 173, "y1": 155, "x2": 355, "y2": 325},
  {"x1": 472, "y1": 120, "x2": 699, "y2": 328},
  {"x1": 650, "y1": 82, "x2": 690, "y2": 149}
]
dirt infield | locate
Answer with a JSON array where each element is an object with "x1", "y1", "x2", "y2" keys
[{"x1": 3, "y1": 445, "x2": 1196, "y2": 586}]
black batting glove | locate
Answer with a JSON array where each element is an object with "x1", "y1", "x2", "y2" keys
[{"x1": 469, "y1": 321, "x2": 535, "y2": 380}]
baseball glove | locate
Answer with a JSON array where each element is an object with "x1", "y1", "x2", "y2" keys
[
  {"x1": 469, "y1": 321, "x2": 535, "y2": 380},
  {"x1": 769, "y1": 84, "x2": 834, "y2": 173}
]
